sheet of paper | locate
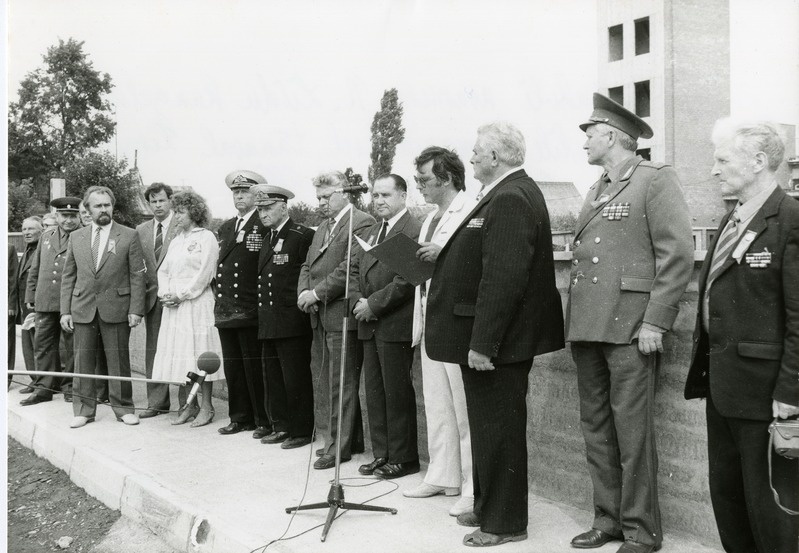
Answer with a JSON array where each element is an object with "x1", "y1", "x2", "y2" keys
[{"x1": 356, "y1": 233, "x2": 435, "y2": 286}]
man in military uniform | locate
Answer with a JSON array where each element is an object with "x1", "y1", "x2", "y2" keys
[
  {"x1": 252, "y1": 184, "x2": 315, "y2": 450},
  {"x1": 298, "y1": 170, "x2": 375, "y2": 470},
  {"x1": 24, "y1": 201, "x2": 81, "y2": 405},
  {"x1": 13, "y1": 216, "x2": 43, "y2": 394},
  {"x1": 352, "y1": 174, "x2": 421, "y2": 479},
  {"x1": 566, "y1": 94, "x2": 694, "y2": 553},
  {"x1": 215, "y1": 170, "x2": 270, "y2": 437}
]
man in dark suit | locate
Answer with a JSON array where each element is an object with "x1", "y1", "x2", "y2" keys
[
  {"x1": 685, "y1": 119, "x2": 799, "y2": 552},
  {"x1": 9, "y1": 244, "x2": 20, "y2": 386},
  {"x1": 13, "y1": 216, "x2": 43, "y2": 393},
  {"x1": 136, "y1": 182, "x2": 179, "y2": 418},
  {"x1": 426, "y1": 122, "x2": 564, "y2": 547},
  {"x1": 566, "y1": 94, "x2": 694, "y2": 553},
  {"x1": 23, "y1": 198, "x2": 82, "y2": 405},
  {"x1": 60, "y1": 186, "x2": 146, "y2": 428},
  {"x1": 352, "y1": 174, "x2": 422, "y2": 479},
  {"x1": 251, "y1": 184, "x2": 315, "y2": 449},
  {"x1": 298, "y1": 170, "x2": 375, "y2": 470},
  {"x1": 215, "y1": 170, "x2": 270, "y2": 437}
]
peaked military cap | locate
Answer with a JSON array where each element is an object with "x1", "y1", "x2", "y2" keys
[
  {"x1": 50, "y1": 196, "x2": 83, "y2": 213},
  {"x1": 225, "y1": 170, "x2": 267, "y2": 190},
  {"x1": 579, "y1": 92, "x2": 653, "y2": 140},
  {"x1": 251, "y1": 184, "x2": 295, "y2": 206}
]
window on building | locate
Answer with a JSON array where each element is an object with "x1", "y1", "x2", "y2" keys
[
  {"x1": 636, "y1": 148, "x2": 651, "y2": 160},
  {"x1": 635, "y1": 17, "x2": 650, "y2": 55},
  {"x1": 608, "y1": 86, "x2": 624, "y2": 105},
  {"x1": 635, "y1": 80, "x2": 651, "y2": 117},
  {"x1": 608, "y1": 24, "x2": 623, "y2": 61}
]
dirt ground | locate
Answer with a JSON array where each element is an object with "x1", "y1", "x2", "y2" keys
[{"x1": 7, "y1": 438, "x2": 120, "y2": 553}]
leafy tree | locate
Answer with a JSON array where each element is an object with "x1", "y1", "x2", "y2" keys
[
  {"x1": 367, "y1": 88, "x2": 405, "y2": 184},
  {"x1": 550, "y1": 212, "x2": 577, "y2": 233},
  {"x1": 8, "y1": 38, "x2": 115, "y2": 185},
  {"x1": 288, "y1": 201, "x2": 323, "y2": 228},
  {"x1": 8, "y1": 180, "x2": 47, "y2": 232}
]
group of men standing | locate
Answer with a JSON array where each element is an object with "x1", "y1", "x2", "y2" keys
[{"x1": 7, "y1": 92, "x2": 797, "y2": 552}]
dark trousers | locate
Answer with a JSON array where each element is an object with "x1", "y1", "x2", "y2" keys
[
  {"x1": 706, "y1": 395, "x2": 799, "y2": 553},
  {"x1": 310, "y1": 325, "x2": 359, "y2": 459},
  {"x1": 144, "y1": 302, "x2": 170, "y2": 411},
  {"x1": 261, "y1": 334, "x2": 314, "y2": 437},
  {"x1": 94, "y1": 334, "x2": 109, "y2": 401},
  {"x1": 31, "y1": 312, "x2": 74, "y2": 398},
  {"x1": 460, "y1": 358, "x2": 532, "y2": 535},
  {"x1": 73, "y1": 316, "x2": 134, "y2": 418},
  {"x1": 8, "y1": 316, "x2": 16, "y2": 385},
  {"x1": 218, "y1": 326, "x2": 268, "y2": 426},
  {"x1": 571, "y1": 342, "x2": 661, "y2": 547},
  {"x1": 363, "y1": 338, "x2": 417, "y2": 463}
]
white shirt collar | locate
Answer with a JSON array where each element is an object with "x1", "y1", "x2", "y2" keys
[
  {"x1": 271, "y1": 217, "x2": 290, "y2": 234},
  {"x1": 478, "y1": 166, "x2": 522, "y2": 199},
  {"x1": 382, "y1": 207, "x2": 407, "y2": 232},
  {"x1": 237, "y1": 208, "x2": 257, "y2": 226},
  {"x1": 331, "y1": 203, "x2": 352, "y2": 226},
  {"x1": 154, "y1": 210, "x2": 173, "y2": 231}
]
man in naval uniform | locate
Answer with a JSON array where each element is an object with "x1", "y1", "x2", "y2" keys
[
  {"x1": 566, "y1": 94, "x2": 693, "y2": 553},
  {"x1": 215, "y1": 170, "x2": 271, "y2": 438}
]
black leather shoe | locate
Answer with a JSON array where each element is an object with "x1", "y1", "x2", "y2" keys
[
  {"x1": 358, "y1": 457, "x2": 388, "y2": 475},
  {"x1": 252, "y1": 426, "x2": 273, "y2": 439},
  {"x1": 373, "y1": 460, "x2": 420, "y2": 479},
  {"x1": 139, "y1": 409, "x2": 162, "y2": 419},
  {"x1": 96, "y1": 397, "x2": 109, "y2": 404},
  {"x1": 313, "y1": 454, "x2": 350, "y2": 470},
  {"x1": 261, "y1": 431, "x2": 289, "y2": 444},
  {"x1": 616, "y1": 541, "x2": 660, "y2": 553},
  {"x1": 281, "y1": 436, "x2": 312, "y2": 449},
  {"x1": 20, "y1": 394, "x2": 52, "y2": 406},
  {"x1": 571, "y1": 528, "x2": 622, "y2": 549},
  {"x1": 218, "y1": 422, "x2": 256, "y2": 435},
  {"x1": 63, "y1": 393, "x2": 73, "y2": 403}
]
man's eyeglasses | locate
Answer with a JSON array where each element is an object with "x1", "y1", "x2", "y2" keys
[{"x1": 414, "y1": 175, "x2": 437, "y2": 188}]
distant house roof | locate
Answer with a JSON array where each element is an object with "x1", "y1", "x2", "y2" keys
[{"x1": 537, "y1": 181, "x2": 583, "y2": 217}]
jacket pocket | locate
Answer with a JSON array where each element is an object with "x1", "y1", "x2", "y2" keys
[
  {"x1": 620, "y1": 276, "x2": 653, "y2": 292},
  {"x1": 453, "y1": 303, "x2": 475, "y2": 317},
  {"x1": 72, "y1": 289, "x2": 83, "y2": 297},
  {"x1": 117, "y1": 287, "x2": 131, "y2": 296},
  {"x1": 738, "y1": 341, "x2": 783, "y2": 360}
]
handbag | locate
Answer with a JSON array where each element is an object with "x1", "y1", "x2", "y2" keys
[{"x1": 768, "y1": 418, "x2": 799, "y2": 515}]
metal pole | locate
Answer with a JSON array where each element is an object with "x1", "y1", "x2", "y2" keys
[{"x1": 7, "y1": 370, "x2": 183, "y2": 386}]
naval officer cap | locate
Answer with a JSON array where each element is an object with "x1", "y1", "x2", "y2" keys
[
  {"x1": 225, "y1": 170, "x2": 267, "y2": 190},
  {"x1": 50, "y1": 196, "x2": 83, "y2": 213},
  {"x1": 579, "y1": 92, "x2": 653, "y2": 140},
  {"x1": 251, "y1": 184, "x2": 295, "y2": 206}
]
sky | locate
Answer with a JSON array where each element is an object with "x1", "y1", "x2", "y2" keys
[{"x1": 6, "y1": 0, "x2": 600, "y2": 219}]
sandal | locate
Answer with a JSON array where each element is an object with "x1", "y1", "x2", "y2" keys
[{"x1": 463, "y1": 530, "x2": 527, "y2": 547}]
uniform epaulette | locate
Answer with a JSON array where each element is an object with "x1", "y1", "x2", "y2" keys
[
  {"x1": 638, "y1": 160, "x2": 669, "y2": 170},
  {"x1": 289, "y1": 225, "x2": 305, "y2": 235}
]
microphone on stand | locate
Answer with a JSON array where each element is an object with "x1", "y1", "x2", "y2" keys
[
  {"x1": 183, "y1": 352, "x2": 221, "y2": 408},
  {"x1": 333, "y1": 183, "x2": 370, "y2": 194}
]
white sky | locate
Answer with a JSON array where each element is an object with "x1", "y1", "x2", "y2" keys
[{"x1": 5, "y1": 1, "x2": 798, "y2": 220}]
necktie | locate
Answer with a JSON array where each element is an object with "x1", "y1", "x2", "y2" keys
[
  {"x1": 376, "y1": 221, "x2": 388, "y2": 244},
  {"x1": 270, "y1": 229, "x2": 279, "y2": 248},
  {"x1": 92, "y1": 227, "x2": 101, "y2": 270},
  {"x1": 324, "y1": 218, "x2": 336, "y2": 246},
  {"x1": 154, "y1": 222, "x2": 163, "y2": 260},
  {"x1": 234, "y1": 217, "x2": 243, "y2": 235},
  {"x1": 596, "y1": 173, "x2": 611, "y2": 197},
  {"x1": 706, "y1": 213, "x2": 740, "y2": 286}
]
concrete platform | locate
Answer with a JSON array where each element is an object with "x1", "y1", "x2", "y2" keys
[{"x1": 7, "y1": 342, "x2": 723, "y2": 553}]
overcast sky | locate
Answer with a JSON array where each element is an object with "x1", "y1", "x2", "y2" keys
[{"x1": 6, "y1": 0, "x2": 798, "y2": 220}]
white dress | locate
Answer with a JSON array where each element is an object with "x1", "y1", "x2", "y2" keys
[{"x1": 152, "y1": 227, "x2": 225, "y2": 383}]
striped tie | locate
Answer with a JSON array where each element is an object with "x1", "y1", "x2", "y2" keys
[
  {"x1": 706, "y1": 214, "x2": 740, "y2": 286},
  {"x1": 154, "y1": 222, "x2": 163, "y2": 260},
  {"x1": 92, "y1": 227, "x2": 101, "y2": 270}
]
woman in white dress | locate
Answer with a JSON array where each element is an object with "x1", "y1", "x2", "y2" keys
[{"x1": 152, "y1": 191, "x2": 224, "y2": 427}]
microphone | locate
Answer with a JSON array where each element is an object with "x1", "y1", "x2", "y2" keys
[
  {"x1": 183, "y1": 352, "x2": 221, "y2": 407},
  {"x1": 333, "y1": 183, "x2": 370, "y2": 194}
]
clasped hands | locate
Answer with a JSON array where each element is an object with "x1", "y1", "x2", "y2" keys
[
  {"x1": 353, "y1": 298, "x2": 377, "y2": 322},
  {"x1": 159, "y1": 293, "x2": 183, "y2": 309},
  {"x1": 297, "y1": 290, "x2": 319, "y2": 313}
]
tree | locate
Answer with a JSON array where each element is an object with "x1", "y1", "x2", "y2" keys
[
  {"x1": 288, "y1": 201, "x2": 323, "y2": 228},
  {"x1": 367, "y1": 88, "x2": 405, "y2": 184},
  {"x1": 344, "y1": 167, "x2": 370, "y2": 213},
  {"x1": 8, "y1": 38, "x2": 116, "y2": 184},
  {"x1": 8, "y1": 180, "x2": 47, "y2": 232}
]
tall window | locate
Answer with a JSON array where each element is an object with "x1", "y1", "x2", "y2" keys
[
  {"x1": 635, "y1": 17, "x2": 650, "y2": 55},
  {"x1": 635, "y1": 80, "x2": 651, "y2": 117},
  {"x1": 608, "y1": 24, "x2": 623, "y2": 61},
  {"x1": 608, "y1": 86, "x2": 624, "y2": 105}
]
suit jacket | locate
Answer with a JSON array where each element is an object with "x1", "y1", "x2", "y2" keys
[
  {"x1": 14, "y1": 242, "x2": 37, "y2": 323},
  {"x1": 565, "y1": 156, "x2": 694, "y2": 343},
  {"x1": 60, "y1": 222, "x2": 146, "y2": 324},
  {"x1": 136, "y1": 215, "x2": 179, "y2": 313},
  {"x1": 26, "y1": 228, "x2": 70, "y2": 313},
  {"x1": 685, "y1": 187, "x2": 799, "y2": 420},
  {"x1": 298, "y1": 206, "x2": 375, "y2": 331},
  {"x1": 352, "y1": 211, "x2": 422, "y2": 342},
  {"x1": 214, "y1": 212, "x2": 266, "y2": 328},
  {"x1": 411, "y1": 192, "x2": 478, "y2": 346},
  {"x1": 257, "y1": 218, "x2": 315, "y2": 340},
  {"x1": 9, "y1": 245, "x2": 19, "y2": 319},
  {"x1": 425, "y1": 169, "x2": 564, "y2": 365}
]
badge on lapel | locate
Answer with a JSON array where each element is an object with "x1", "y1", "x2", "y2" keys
[
  {"x1": 467, "y1": 218, "x2": 485, "y2": 229},
  {"x1": 236, "y1": 230, "x2": 245, "y2": 243},
  {"x1": 107, "y1": 239, "x2": 116, "y2": 254},
  {"x1": 731, "y1": 230, "x2": 758, "y2": 263},
  {"x1": 274, "y1": 239, "x2": 284, "y2": 253},
  {"x1": 745, "y1": 248, "x2": 772, "y2": 268}
]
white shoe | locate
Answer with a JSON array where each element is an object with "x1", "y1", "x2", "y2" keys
[
  {"x1": 117, "y1": 413, "x2": 140, "y2": 426},
  {"x1": 70, "y1": 416, "x2": 95, "y2": 429},
  {"x1": 403, "y1": 482, "x2": 459, "y2": 498},
  {"x1": 449, "y1": 496, "x2": 474, "y2": 516}
]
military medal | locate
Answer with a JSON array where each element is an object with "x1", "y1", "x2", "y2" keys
[
  {"x1": 745, "y1": 248, "x2": 772, "y2": 268},
  {"x1": 602, "y1": 202, "x2": 630, "y2": 221},
  {"x1": 274, "y1": 239, "x2": 284, "y2": 253},
  {"x1": 236, "y1": 230, "x2": 245, "y2": 243}
]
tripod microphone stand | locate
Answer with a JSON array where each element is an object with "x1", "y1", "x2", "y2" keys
[{"x1": 285, "y1": 201, "x2": 396, "y2": 541}]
